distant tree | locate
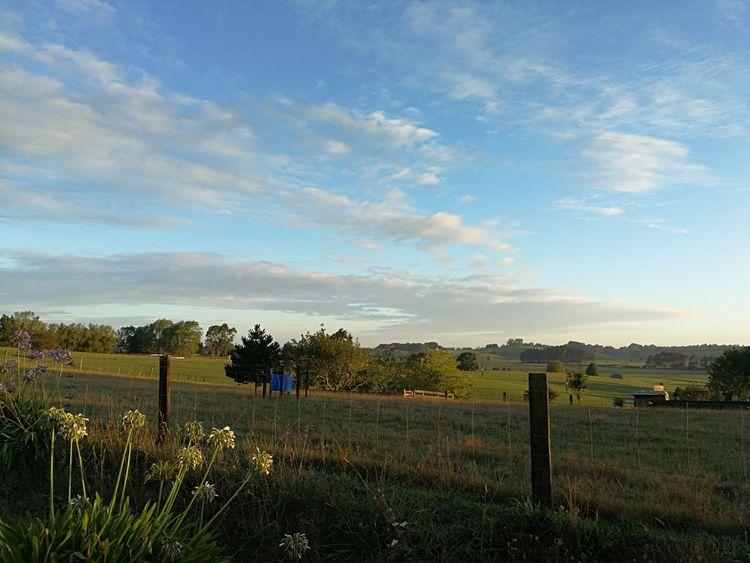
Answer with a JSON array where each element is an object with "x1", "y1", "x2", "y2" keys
[
  {"x1": 149, "y1": 319, "x2": 176, "y2": 354},
  {"x1": 225, "y1": 324, "x2": 281, "y2": 385},
  {"x1": 165, "y1": 321, "x2": 203, "y2": 356},
  {"x1": 708, "y1": 348, "x2": 750, "y2": 400},
  {"x1": 204, "y1": 323, "x2": 237, "y2": 357},
  {"x1": 645, "y1": 352, "x2": 688, "y2": 369},
  {"x1": 406, "y1": 349, "x2": 472, "y2": 397},
  {"x1": 612, "y1": 397, "x2": 624, "y2": 408},
  {"x1": 565, "y1": 370, "x2": 589, "y2": 404},
  {"x1": 585, "y1": 362, "x2": 599, "y2": 376},
  {"x1": 673, "y1": 384, "x2": 713, "y2": 401},
  {"x1": 548, "y1": 388, "x2": 559, "y2": 403},
  {"x1": 546, "y1": 360, "x2": 565, "y2": 373},
  {"x1": 306, "y1": 328, "x2": 369, "y2": 392},
  {"x1": 456, "y1": 351, "x2": 479, "y2": 371}
]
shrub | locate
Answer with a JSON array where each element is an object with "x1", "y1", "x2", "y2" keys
[
  {"x1": 546, "y1": 360, "x2": 565, "y2": 373},
  {"x1": 613, "y1": 397, "x2": 625, "y2": 408}
]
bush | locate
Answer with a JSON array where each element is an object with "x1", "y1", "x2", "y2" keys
[
  {"x1": 613, "y1": 397, "x2": 625, "y2": 408},
  {"x1": 546, "y1": 360, "x2": 565, "y2": 373}
]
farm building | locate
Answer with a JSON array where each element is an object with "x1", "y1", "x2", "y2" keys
[{"x1": 632, "y1": 384, "x2": 669, "y2": 407}]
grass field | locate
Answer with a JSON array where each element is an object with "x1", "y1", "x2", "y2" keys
[
  {"x1": 2, "y1": 347, "x2": 711, "y2": 406},
  {"x1": 3, "y1": 348, "x2": 746, "y2": 560}
]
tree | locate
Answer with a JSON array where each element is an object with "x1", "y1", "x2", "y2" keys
[
  {"x1": 406, "y1": 349, "x2": 472, "y2": 397},
  {"x1": 306, "y1": 328, "x2": 368, "y2": 392},
  {"x1": 225, "y1": 324, "x2": 281, "y2": 385},
  {"x1": 565, "y1": 370, "x2": 589, "y2": 404},
  {"x1": 708, "y1": 348, "x2": 750, "y2": 400},
  {"x1": 456, "y1": 351, "x2": 479, "y2": 371},
  {"x1": 165, "y1": 321, "x2": 203, "y2": 356},
  {"x1": 205, "y1": 324, "x2": 237, "y2": 357},
  {"x1": 673, "y1": 384, "x2": 713, "y2": 401},
  {"x1": 585, "y1": 362, "x2": 599, "y2": 376},
  {"x1": 546, "y1": 360, "x2": 565, "y2": 373}
]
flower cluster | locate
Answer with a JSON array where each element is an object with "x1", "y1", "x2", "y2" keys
[
  {"x1": 177, "y1": 446, "x2": 205, "y2": 471},
  {"x1": 251, "y1": 448, "x2": 273, "y2": 476},
  {"x1": 28, "y1": 349, "x2": 46, "y2": 361},
  {"x1": 161, "y1": 538, "x2": 186, "y2": 562},
  {"x1": 183, "y1": 421, "x2": 205, "y2": 444},
  {"x1": 122, "y1": 409, "x2": 146, "y2": 431},
  {"x1": 208, "y1": 426, "x2": 235, "y2": 451},
  {"x1": 279, "y1": 532, "x2": 310, "y2": 560},
  {"x1": 10, "y1": 330, "x2": 31, "y2": 350},
  {"x1": 46, "y1": 408, "x2": 88, "y2": 442},
  {"x1": 146, "y1": 460, "x2": 178, "y2": 483},
  {"x1": 25, "y1": 365, "x2": 48, "y2": 381},
  {"x1": 192, "y1": 482, "x2": 218, "y2": 504},
  {"x1": 48, "y1": 348, "x2": 73, "y2": 365}
]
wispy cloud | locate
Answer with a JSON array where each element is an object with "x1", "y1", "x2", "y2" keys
[
  {"x1": 555, "y1": 198, "x2": 624, "y2": 217},
  {"x1": 583, "y1": 132, "x2": 715, "y2": 193}
]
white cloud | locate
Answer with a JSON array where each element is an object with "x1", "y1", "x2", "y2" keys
[
  {"x1": 0, "y1": 250, "x2": 681, "y2": 340},
  {"x1": 459, "y1": 194, "x2": 476, "y2": 204},
  {"x1": 583, "y1": 132, "x2": 714, "y2": 193},
  {"x1": 325, "y1": 139, "x2": 351, "y2": 156},
  {"x1": 555, "y1": 198, "x2": 624, "y2": 217},
  {"x1": 291, "y1": 188, "x2": 514, "y2": 252}
]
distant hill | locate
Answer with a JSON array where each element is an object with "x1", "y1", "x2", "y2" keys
[
  {"x1": 372, "y1": 342, "x2": 442, "y2": 357},
  {"x1": 371, "y1": 340, "x2": 740, "y2": 363}
]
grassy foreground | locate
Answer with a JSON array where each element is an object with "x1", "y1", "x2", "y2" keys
[{"x1": 1, "y1": 350, "x2": 745, "y2": 561}]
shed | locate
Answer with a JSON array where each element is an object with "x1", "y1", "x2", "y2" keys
[{"x1": 632, "y1": 384, "x2": 669, "y2": 407}]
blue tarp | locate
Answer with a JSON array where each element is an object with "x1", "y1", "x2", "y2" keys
[{"x1": 270, "y1": 373, "x2": 293, "y2": 393}]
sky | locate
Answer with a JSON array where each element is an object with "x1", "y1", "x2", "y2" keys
[{"x1": 0, "y1": 0, "x2": 748, "y2": 347}]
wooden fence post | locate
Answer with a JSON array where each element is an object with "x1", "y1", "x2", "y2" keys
[
  {"x1": 268, "y1": 368, "x2": 274, "y2": 399},
  {"x1": 262, "y1": 369, "x2": 267, "y2": 398},
  {"x1": 157, "y1": 355, "x2": 171, "y2": 443},
  {"x1": 296, "y1": 369, "x2": 301, "y2": 399},
  {"x1": 528, "y1": 372, "x2": 553, "y2": 507}
]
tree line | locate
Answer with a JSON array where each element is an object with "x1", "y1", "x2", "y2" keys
[
  {"x1": 225, "y1": 325, "x2": 473, "y2": 397},
  {"x1": 0, "y1": 312, "x2": 116, "y2": 353}
]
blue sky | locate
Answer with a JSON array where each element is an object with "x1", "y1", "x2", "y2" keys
[{"x1": 0, "y1": 0, "x2": 748, "y2": 346}]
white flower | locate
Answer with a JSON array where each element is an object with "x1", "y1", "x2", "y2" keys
[
  {"x1": 251, "y1": 448, "x2": 273, "y2": 476},
  {"x1": 60, "y1": 413, "x2": 88, "y2": 442},
  {"x1": 208, "y1": 426, "x2": 235, "y2": 451},
  {"x1": 68, "y1": 494, "x2": 88, "y2": 507},
  {"x1": 183, "y1": 421, "x2": 205, "y2": 443},
  {"x1": 192, "y1": 482, "x2": 218, "y2": 504},
  {"x1": 122, "y1": 409, "x2": 146, "y2": 431},
  {"x1": 279, "y1": 532, "x2": 310, "y2": 560},
  {"x1": 161, "y1": 537, "x2": 185, "y2": 561},
  {"x1": 177, "y1": 446, "x2": 205, "y2": 471}
]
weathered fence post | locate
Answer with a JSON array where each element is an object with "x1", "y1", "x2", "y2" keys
[
  {"x1": 268, "y1": 368, "x2": 274, "y2": 398},
  {"x1": 304, "y1": 368, "x2": 309, "y2": 398},
  {"x1": 296, "y1": 369, "x2": 301, "y2": 399},
  {"x1": 262, "y1": 369, "x2": 267, "y2": 398},
  {"x1": 157, "y1": 355, "x2": 171, "y2": 443},
  {"x1": 528, "y1": 372, "x2": 553, "y2": 507}
]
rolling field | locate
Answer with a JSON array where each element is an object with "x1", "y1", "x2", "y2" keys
[
  {"x1": 4, "y1": 348, "x2": 745, "y2": 560},
  {"x1": 2, "y1": 347, "x2": 711, "y2": 406}
]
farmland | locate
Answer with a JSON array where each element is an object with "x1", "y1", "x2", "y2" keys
[
  {"x1": 2, "y1": 346, "x2": 711, "y2": 406},
  {"x1": 2, "y1": 348, "x2": 748, "y2": 560}
]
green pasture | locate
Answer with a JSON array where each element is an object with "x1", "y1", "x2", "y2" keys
[{"x1": 2, "y1": 347, "x2": 710, "y2": 406}]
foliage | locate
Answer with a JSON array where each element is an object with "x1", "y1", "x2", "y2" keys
[
  {"x1": 0, "y1": 312, "x2": 116, "y2": 353},
  {"x1": 546, "y1": 360, "x2": 565, "y2": 373},
  {"x1": 116, "y1": 320, "x2": 203, "y2": 356},
  {"x1": 645, "y1": 352, "x2": 688, "y2": 369},
  {"x1": 306, "y1": 328, "x2": 369, "y2": 392},
  {"x1": 456, "y1": 352, "x2": 479, "y2": 371},
  {"x1": 673, "y1": 384, "x2": 714, "y2": 401},
  {"x1": 204, "y1": 324, "x2": 237, "y2": 357},
  {"x1": 585, "y1": 362, "x2": 599, "y2": 376},
  {"x1": 612, "y1": 397, "x2": 625, "y2": 407},
  {"x1": 225, "y1": 324, "x2": 280, "y2": 385},
  {"x1": 565, "y1": 370, "x2": 589, "y2": 404},
  {"x1": 521, "y1": 345, "x2": 595, "y2": 364},
  {"x1": 708, "y1": 348, "x2": 750, "y2": 400},
  {"x1": 407, "y1": 350, "x2": 472, "y2": 397}
]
